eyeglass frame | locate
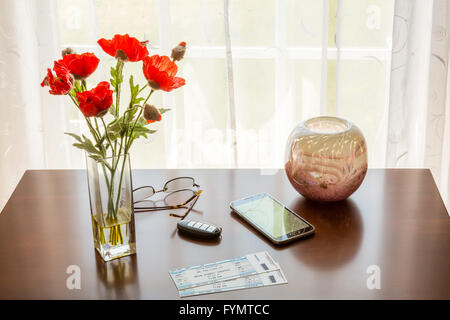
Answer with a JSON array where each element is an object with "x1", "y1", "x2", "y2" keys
[{"x1": 132, "y1": 177, "x2": 202, "y2": 219}]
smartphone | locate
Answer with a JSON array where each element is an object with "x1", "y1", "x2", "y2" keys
[{"x1": 230, "y1": 193, "x2": 315, "y2": 244}]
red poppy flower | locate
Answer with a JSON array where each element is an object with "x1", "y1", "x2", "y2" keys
[
  {"x1": 97, "y1": 34, "x2": 149, "y2": 62},
  {"x1": 142, "y1": 55, "x2": 185, "y2": 92},
  {"x1": 76, "y1": 82, "x2": 113, "y2": 117},
  {"x1": 59, "y1": 52, "x2": 100, "y2": 80},
  {"x1": 41, "y1": 61, "x2": 73, "y2": 95}
]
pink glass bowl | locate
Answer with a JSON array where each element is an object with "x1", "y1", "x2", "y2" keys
[{"x1": 285, "y1": 116, "x2": 368, "y2": 202}]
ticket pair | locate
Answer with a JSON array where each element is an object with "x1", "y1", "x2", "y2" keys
[{"x1": 169, "y1": 251, "x2": 288, "y2": 297}]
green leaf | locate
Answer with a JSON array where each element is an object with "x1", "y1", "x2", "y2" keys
[
  {"x1": 159, "y1": 108, "x2": 171, "y2": 115},
  {"x1": 135, "y1": 126, "x2": 157, "y2": 134},
  {"x1": 135, "y1": 97, "x2": 144, "y2": 104},
  {"x1": 64, "y1": 132, "x2": 82, "y2": 143},
  {"x1": 127, "y1": 105, "x2": 139, "y2": 121},
  {"x1": 129, "y1": 75, "x2": 136, "y2": 93},
  {"x1": 110, "y1": 63, "x2": 123, "y2": 92},
  {"x1": 130, "y1": 124, "x2": 157, "y2": 140},
  {"x1": 109, "y1": 104, "x2": 116, "y2": 116},
  {"x1": 73, "y1": 142, "x2": 98, "y2": 155},
  {"x1": 65, "y1": 131, "x2": 109, "y2": 157},
  {"x1": 128, "y1": 75, "x2": 144, "y2": 110},
  {"x1": 85, "y1": 136, "x2": 101, "y2": 151},
  {"x1": 110, "y1": 66, "x2": 117, "y2": 78},
  {"x1": 72, "y1": 135, "x2": 103, "y2": 156},
  {"x1": 89, "y1": 154, "x2": 112, "y2": 170},
  {"x1": 108, "y1": 120, "x2": 121, "y2": 133},
  {"x1": 108, "y1": 118, "x2": 118, "y2": 126},
  {"x1": 107, "y1": 119, "x2": 127, "y2": 140}
]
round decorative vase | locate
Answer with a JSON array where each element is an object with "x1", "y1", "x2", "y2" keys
[{"x1": 285, "y1": 116, "x2": 367, "y2": 202}]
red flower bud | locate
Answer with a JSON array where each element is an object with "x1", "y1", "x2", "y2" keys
[
  {"x1": 76, "y1": 81, "x2": 113, "y2": 117},
  {"x1": 97, "y1": 34, "x2": 149, "y2": 62},
  {"x1": 61, "y1": 47, "x2": 75, "y2": 57},
  {"x1": 41, "y1": 61, "x2": 73, "y2": 95},
  {"x1": 143, "y1": 104, "x2": 162, "y2": 123},
  {"x1": 59, "y1": 52, "x2": 100, "y2": 80},
  {"x1": 171, "y1": 41, "x2": 186, "y2": 62},
  {"x1": 142, "y1": 55, "x2": 185, "y2": 92}
]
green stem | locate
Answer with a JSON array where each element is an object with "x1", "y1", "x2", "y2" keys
[
  {"x1": 101, "y1": 163, "x2": 111, "y2": 192},
  {"x1": 68, "y1": 93, "x2": 78, "y2": 106},
  {"x1": 143, "y1": 89, "x2": 154, "y2": 105},
  {"x1": 113, "y1": 153, "x2": 128, "y2": 216},
  {"x1": 115, "y1": 60, "x2": 124, "y2": 117},
  {"x1": 125, "y1": 109, "x2": 142, "y2": 153},
  {"x1": 107, "y1": 177, "x2": 116, "y2": 219},
  {"x1": 101, "y1": 117, "x2": 115, "y2": 155},
  {"x1": 124, "y1": 89, "x2": 154, "y2": 153},
  {"x1": 138, "y1": 83, "x2": 148, "y2": 93},
  {"x1": 93, "y1": 118, "x2": 106, "y2": 155},
  {"x1": 94, "y1": 118, "x2": 101, "y2": 138},
  {"x1": 85, "y1": 118, "x2": 101, "y2": 143},
  {"x1": 113, "y1": 60, "x2": 124, "y2": 157},
  {"x1": 68, "y1": 94, "x2": 102, "y2": 143},
  {"x1": 116, "y1": 137, "x2": 125, "y2": 169}
]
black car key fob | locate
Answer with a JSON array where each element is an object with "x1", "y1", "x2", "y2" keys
[{"x1": 177, "y1": 220, "x2": 222, "y2": 239}]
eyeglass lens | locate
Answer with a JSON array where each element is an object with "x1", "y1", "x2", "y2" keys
[
  {"x1": 164, "y1": 177, "x2": 196, "y2": 192},
  {"x1": 164, "y1": 189, "x2": 196, "y2": 206},
  {"x1": 133, "y1": 186, "x2": 155, "y2": 202}
]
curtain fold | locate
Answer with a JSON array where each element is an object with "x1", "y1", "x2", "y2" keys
[
  {"x1": 387, "y1": 0, "x2": 450, "y2": 209},
  {"x1": 0, "y1": 0, "x2": 70, "y2": 210},
  {"x1": 224, "y1": 0, "x2": 238, "y2": 167}
]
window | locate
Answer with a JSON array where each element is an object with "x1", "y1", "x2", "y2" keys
[{"x1": 57, "y1": 0, "x2": 395, "y2": 169}]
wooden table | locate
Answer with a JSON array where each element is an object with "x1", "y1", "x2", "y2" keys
[{"x1": 0, "y1": 169, "x2": 449, "y2": 299}]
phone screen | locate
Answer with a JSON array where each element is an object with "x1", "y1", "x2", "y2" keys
[{"x1": 232, "y1": 194, "x2": 309, "y2": 238}]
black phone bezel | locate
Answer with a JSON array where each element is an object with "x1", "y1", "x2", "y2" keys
[{"x1": 230, "y1": 193, "x2": 315, "y2": 244}]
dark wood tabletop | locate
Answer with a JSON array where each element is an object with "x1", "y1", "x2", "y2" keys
[{"x1": 0, "y1": 168, "x2": 449, "y2": 299}]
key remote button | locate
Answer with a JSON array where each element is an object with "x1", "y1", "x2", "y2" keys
[
  {"x1": 187, "y1": 221, "x2": 196, "y2": 227},
  {"x1": 193, "y1": 222, "x2": 203, "y2": 229},
  {"x1": 177, "y1": 220, "x2": 222, "y2": 239}
]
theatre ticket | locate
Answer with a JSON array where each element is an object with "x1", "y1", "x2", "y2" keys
[
  {"x1": 169, "y1": 251, "x2": 280, "y2": 290},
  {"x1": 178, "y1": 269, "x2": 288, "y2": 297}
]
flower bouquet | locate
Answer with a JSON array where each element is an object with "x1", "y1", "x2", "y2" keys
[{"x1": 41, "y1": 34, "x2": 186, "y2": 261}]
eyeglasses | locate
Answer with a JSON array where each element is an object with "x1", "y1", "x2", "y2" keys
[{"x1": 133, "y1": 177, "x2": 202, "y2": 220}]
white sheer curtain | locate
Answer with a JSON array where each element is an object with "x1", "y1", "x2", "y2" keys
[
  {"x1": 0, "y1": 0, "x2": 449, "y2": 212},
  {"x1": 387, "y1": 0, "x2": 450, "y2": 208},
  {"x1": 0, "y1": 0, "x2": 72, "y2": 210}
]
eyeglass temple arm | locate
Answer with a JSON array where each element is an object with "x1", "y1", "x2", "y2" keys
[
  {"x1": 134, "y1": 206, "x2": 180, "y2": 211},
  {"x1": 170, "y1": 193, "x2": 200, "y2": 220},
  {"x1": 133, "y1": 190, "x2": 202, "y2": 211}
]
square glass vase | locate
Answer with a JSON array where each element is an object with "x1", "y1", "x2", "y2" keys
[{"x1": 85, "y1": 153, "x2": 136, "y2": 261}]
